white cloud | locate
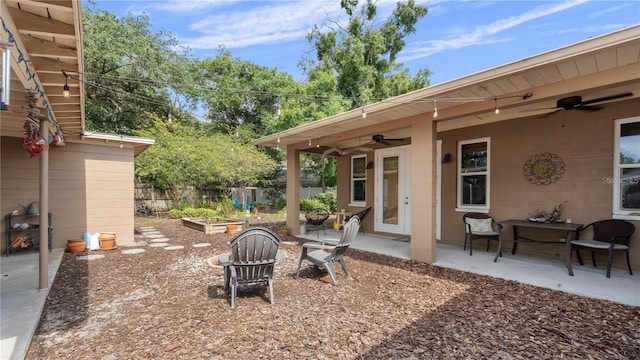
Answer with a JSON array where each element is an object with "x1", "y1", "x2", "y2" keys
[
  {"x1": 398, "y1": 0, "x2": 589, "y2": 63},
  {"x1": 176, "y1": 1, "x2": 344, "y2": 49}
]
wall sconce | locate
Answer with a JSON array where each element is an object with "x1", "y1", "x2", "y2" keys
[
  {"x1": 366, "y1": 161, "x2": 374, "y2": 169},
  {"x1": 442, "y1": 153, "x2": 451, "y2": 163}
]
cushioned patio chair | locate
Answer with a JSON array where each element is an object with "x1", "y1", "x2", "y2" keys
[
  {"x1": 295, "y1": 216, "x2": 360, "y2": 285},
  {"x1": 305, "y1": 208, "x2": 330, "y2": 237},
  {"x1": 217, "y1": 227, "x2": 281, "y2": 308},
  {"x1": 572, "y1": 219, "x2": 635, "y2": 278},
  {"x1": 463, "y1": 212, "x2": 502, "y2": 261}
]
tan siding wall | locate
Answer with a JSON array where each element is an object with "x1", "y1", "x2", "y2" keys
[
  {"x1": 2, "y1": 137, "x2": 136, "y2": 252},
  {"x1": 439, "y1": 98, "x2": 640, "y2": 269},
  {"x1": 336, "y1": 152, "x2": 375, "y2": 233}
]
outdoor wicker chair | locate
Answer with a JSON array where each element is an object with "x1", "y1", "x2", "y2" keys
[
  {"x1": 463, "y1": 212, "x2": 502, "y2": 261},
  {"x1": 572, "y1": 219, "x2": 635, "y2": 278},
  {"x1": 217, "y1": 227, "x2": 281, "y2": 308}
]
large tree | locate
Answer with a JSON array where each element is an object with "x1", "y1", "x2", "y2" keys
[
  {"x1": 304, "y1": 0, "x2": 432, "y2": 108},
  {"x1": 82, "y1": 4, "x2": 197, "y2": 134}
]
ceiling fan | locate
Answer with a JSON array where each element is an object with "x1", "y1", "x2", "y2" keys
[
  {"x1": 369, "y1": 134, "x2": 405, "y2": 145},
  {"x1": 542, "y1": 92, "x2": 633, "y2": 115}
]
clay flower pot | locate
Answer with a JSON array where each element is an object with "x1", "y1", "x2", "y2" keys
[
  {"x1": 226, "y1": 224, "x2": 239, "y2": 235},
  {"x1": 99, "y1": 232, "x2": 117, "y2": 250},
  {"x1": 67, "y1": 239, "x2": 86, "y2": 253}
]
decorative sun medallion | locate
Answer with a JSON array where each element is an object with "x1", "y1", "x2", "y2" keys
[{"x1": 522, "y1": 153, "x2": 565, "y2": 185}]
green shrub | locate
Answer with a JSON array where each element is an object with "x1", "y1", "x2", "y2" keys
[
  {"x1": 314, "y1": 190, "x2": 337, "y2": 212},
  {"x1": 300, "y1": 197, "x2": 326, "y2": 211},
  {"x1": 168, "y1": 208, "x2": 183, "y2": 219}
]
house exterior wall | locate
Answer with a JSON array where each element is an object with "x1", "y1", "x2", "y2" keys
[
  {"x1": 336, "y1": 152, "x2": 375, "y2": 233},
  {"x1": 1, "y1": 136, "x2": 136, "y2": 252},
  {"x1": 438, "y1": 98, "x2": 640, "y2": 269}
]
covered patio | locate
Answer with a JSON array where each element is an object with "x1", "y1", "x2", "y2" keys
[{"x1": 254, "y1": 25, "x2": 640, "y2": 273}]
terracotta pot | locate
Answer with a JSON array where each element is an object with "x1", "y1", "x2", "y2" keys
[
  {"x1": 226, "y1": 224, "x2": 239, "y2": 235},
  {"x1": 99, "y1": 233, "x2": 117, "y2": 250},
  {"x1": 67, "y1": 239, "x2": 85, "y2": 253}
]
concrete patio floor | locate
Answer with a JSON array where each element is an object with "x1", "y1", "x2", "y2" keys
[{"x1": 2, "y1": 233, "x2": 638, "y2": 360}]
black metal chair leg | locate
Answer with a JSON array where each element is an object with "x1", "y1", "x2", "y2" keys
[
  {"x1": 591, "y1": 251, "x2": 597, "y2": 267},
  {"x1": 625, "y1": 251, "x2": 633, "y2": 275},
  {"x1": 575, "y1": 249, "x2": 584, "y2": 265},
  {"x1": 606, "y1": 248, "x2": 614, "y2": 278}
]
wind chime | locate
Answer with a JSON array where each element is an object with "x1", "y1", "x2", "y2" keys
[{"x1": 22, "y1": 89, "x2": 48, "y2": 157}]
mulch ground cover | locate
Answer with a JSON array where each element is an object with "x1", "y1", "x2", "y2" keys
[{"x1": 26, "y1": 217, "x2": 640, "y2": 359}]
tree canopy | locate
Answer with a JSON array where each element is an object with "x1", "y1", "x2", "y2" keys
[
  {"x1": 82, "y1": 4, "x2": 198, "y2": 134},
  {"x1": 304, "y1": 0, "x2": 431, "y2": 107},
  {"x1": 81, "y1": 1, "x2": 433, "y2": 194}
]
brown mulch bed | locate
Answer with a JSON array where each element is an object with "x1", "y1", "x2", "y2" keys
[{"x1": 27, "y1": 217, "x2": 640, "y2": 359}]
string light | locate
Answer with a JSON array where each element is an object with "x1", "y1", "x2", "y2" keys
[
  {"x1": 274, "y1": 95, "x2": 282, "y2": 117},
  {"x1": 316, "y1": 138, "x2": 320, "y2": 148},
  {"x1": 119, "y1": 135, "x2": 123, "y2": 148},
  {"x1": 361, "y1": 107, "x2": 367, "y2": 119},
  {"x1": 308, "y1": 137, "x2": 312, "y2": 146},
  {"x1": 432, "y1": 100, "x2": 438, "y2": 118},
  {"x1": 62, "y1": 71, "x2": 70, "y2": 98},
  {"x1": 494, "y1": 98, "x2": 500, "y2": 115}
]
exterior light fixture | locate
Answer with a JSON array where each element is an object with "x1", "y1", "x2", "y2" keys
[
  {"x1": 432, "y1": 100, "x2": 438, "y2": 118},
  {"x1": 361, "y1": 107, "x2": 367, "y2": 119},
  {"x1": 494, "y1": 98, "x2": 500, "y2": 115},
  {"x1": 62, "y1": 71, "x2": 70, "y2": 98}
]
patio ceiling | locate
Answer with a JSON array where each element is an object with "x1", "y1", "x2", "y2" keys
[
  {"x1": 254, "y1": 25, "x2": 640, "y2": 153},
  {"x1": 1, "y1": 0, "x2": 84, "y2": 142}
]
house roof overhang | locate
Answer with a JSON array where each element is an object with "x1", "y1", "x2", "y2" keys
[
  {"x1": 253, "y1": 25, "x2": 640, "y2": 152},
  {"x1": 80, "y1": 132, "x2": 155, "y2": 156},
  {"x1": 1, "y1": 0, "x2": 85, "y2": 143}
]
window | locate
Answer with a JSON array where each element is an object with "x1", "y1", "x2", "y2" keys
[
  {"x1": 457, "y1": 138, "x2": 490, "y2": 212},
  {"x1": 613, "y1": 117, "x2": 640, "y2": 218},
  {"x1": 351, "y1": 155, "x2": 366, "y2": 205}
]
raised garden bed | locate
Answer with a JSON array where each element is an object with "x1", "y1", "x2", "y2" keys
[{"x1": 181, "y1": 217, "x2": 244, "y2": 234}]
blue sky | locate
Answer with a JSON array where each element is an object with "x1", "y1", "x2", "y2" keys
[{"x1": 88, "y1": 0, "x2": 639, "y2": 85}]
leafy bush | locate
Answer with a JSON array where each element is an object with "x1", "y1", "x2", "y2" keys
[
  {"x1": 168, "y1": 208, "x2": 183, "y2": 219},
  {"x1": 314, "y1": 190, "x2": 337, "y2": 212},
  {"x1": 300, "y1": 197, "x2": 326, "y2": 211},
  {"x1": 168, "y1": 206, "x2": 219, "y2": 219}
]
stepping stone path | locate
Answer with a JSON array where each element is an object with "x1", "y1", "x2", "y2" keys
[
  {"x1": 77, "y1": 254, "x2": 105, "y2": 261},
  {"x1": 193, "y1": 243, "x2": 212, "y2": 248},
  {"x1": 164, "y1": 245, "x2": 185, "y2": 251},
  {"x1": 121, "y1": 249, "x2": 146, "y2": 255},
  {"x1": 148, "y1": 243, "x2": 169, "y2": 248}
]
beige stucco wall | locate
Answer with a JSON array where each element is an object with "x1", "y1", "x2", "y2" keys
[
  {"x1": 1, "y1": 136, "x2": 136, "y2": 252},
  {"x1": 439, "y1": 98, "x2": 640, "y2": 269}
]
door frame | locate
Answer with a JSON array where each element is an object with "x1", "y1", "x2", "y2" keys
[{"x1": 374, "y1": 145, "x2": 411, "y2": 235}]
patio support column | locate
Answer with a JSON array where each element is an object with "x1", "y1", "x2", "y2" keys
[
  {"x1": 410, "y1": 120, "x2": 437, "y2": 262},
  {"x1": 38, "y1": 117, "x2": 49, "y2": 291},
  {"x1": 286, "y1": 146, "x2": 301, "y2": 234}
]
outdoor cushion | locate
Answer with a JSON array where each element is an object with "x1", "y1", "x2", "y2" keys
[{"x1": 466, "y1": 218, "x2": 493, "y2": 233}]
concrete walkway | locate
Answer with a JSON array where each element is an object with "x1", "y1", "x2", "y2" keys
[{"x1": 1, "y1": 249, "x2": 63, "y2": 360}]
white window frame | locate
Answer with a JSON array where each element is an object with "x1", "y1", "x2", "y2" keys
[
  {"x1": 613, "y1": 116, "x2": 640, "y2": 220},
  {"x1": 350, "y1": 154, "x2": 367, "y2": 207},
  {"x1": 456, "y1": 137, "x2": 490, "y2": 213}
]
